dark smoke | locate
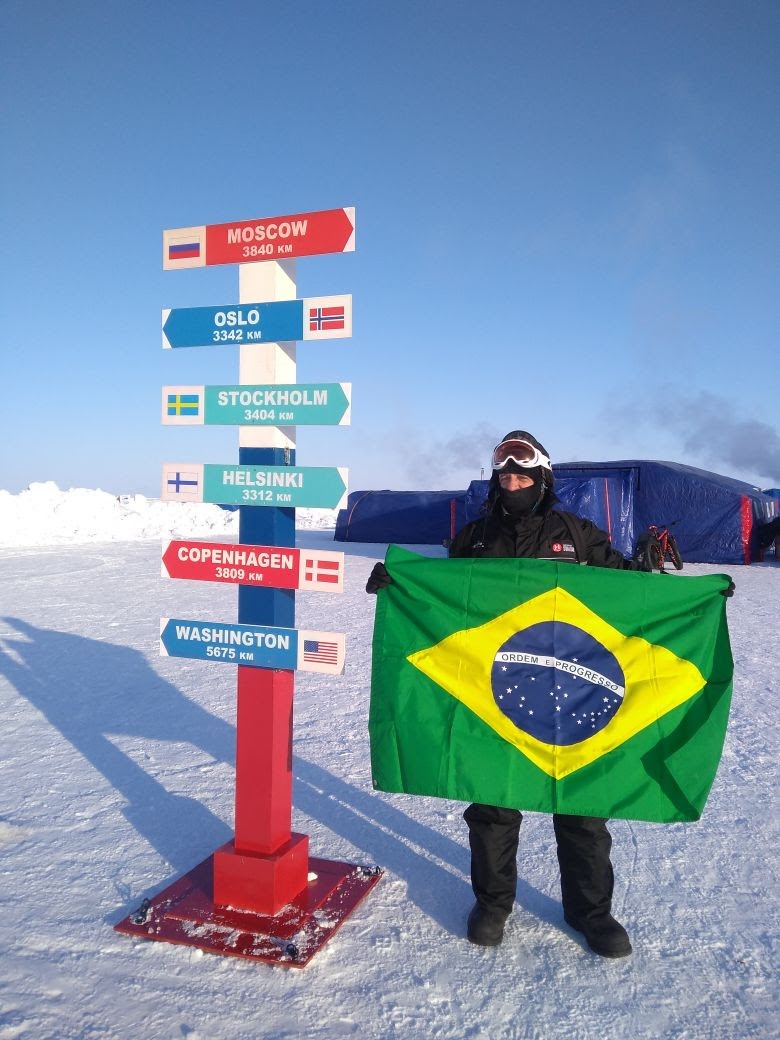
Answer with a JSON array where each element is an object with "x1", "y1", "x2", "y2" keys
[
  {"x1": 402, "y1": 423, "x2": 502, "y2": 486},
  {"x1": 652, "y1": 391, "x2": 780, "y2": 484}
]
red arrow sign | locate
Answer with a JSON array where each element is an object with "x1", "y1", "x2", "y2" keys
[
  {"x1": 161, "y1": 540, "x2": 344, "y2": 592},
  {"x1": 205, "y1": 207, "x2": 354, "y2": 265},
  {"x1": 163, "y1": 208, "x2": 354, "y2": 268}
]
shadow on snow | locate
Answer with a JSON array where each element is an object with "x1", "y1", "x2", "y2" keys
[{"x1": 1, "y1": 615, "x2": 556, "y2": 934}]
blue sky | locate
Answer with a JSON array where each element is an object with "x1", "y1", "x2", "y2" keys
[{"x1": 2, "y1": 0, "x2": 778, "y2": 497}]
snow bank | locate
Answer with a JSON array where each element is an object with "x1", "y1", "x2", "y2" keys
[{"x1": 0, "y1": 482, "x2": 337, "y2": 546}]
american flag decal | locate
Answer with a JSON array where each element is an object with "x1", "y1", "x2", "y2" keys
[
  {"x1": 303, "y1": 639, "x2": 339, "y2": 664},
  {"x1": 309, "y1": 305, "x2": 345, "y2": 332}
]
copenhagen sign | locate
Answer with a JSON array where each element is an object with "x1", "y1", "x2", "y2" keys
[
  {"x1": 160, "y1": 618, "x2": 346, "y2": 675},
  {"x1": 162, "y1": 295, "x2": 352, "y2": 348},
  {"x1": 161, "y1": 463, "x2": 348, "y2": 510},
  {"x1": 162, "y1": 539, "x2": 344, "y2": 593},
  {"x1": 163, "y1": 207, "x2": 355, "y2": 269},
  {"x1": 162, "y1": 383, "x2": 351, "y2": 427}
]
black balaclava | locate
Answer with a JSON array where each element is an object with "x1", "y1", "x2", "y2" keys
[{"x1": 498, "y1": 464, "x2": 545, "y2": 517}]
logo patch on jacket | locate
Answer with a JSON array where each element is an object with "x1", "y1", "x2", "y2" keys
[{"x1": 551, "y1": 542, "x2": 576, "y2": 554}]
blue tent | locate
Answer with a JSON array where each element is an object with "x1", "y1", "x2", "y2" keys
[
  {"x1": 466, "y1": 461, "x2": 778, "y2": 564},
  {"x1": 558, "y1": 461, "x2": 776, "y2": 564},
  {"x1": 335, "y1": 462, "x2": 778, "y2": 564},
  {"x1": 334, "y1": 490, "x2": 467, "y2": 546}
]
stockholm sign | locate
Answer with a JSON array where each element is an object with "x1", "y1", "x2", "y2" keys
[
  {"x1": 162, "y1": 383, "x2": 351, "y2": 427},
  {"x1": 163, "y1": 207, "x2": 355, "y2": 269},
  {"x1": 162, "y1": 295, "x2": 352, "y2": 348},
  {"x1": 160, "y1": 618, "x2": 346, "y2": 675},
  {"x1": 162, "y1": 539, "x2": 344, "y2": 593},
  {"x1": 161, "y1": 463, "x2": 348, "y2": 510}
]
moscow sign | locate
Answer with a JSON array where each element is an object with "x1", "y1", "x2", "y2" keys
[{"x1": 163, "y1": 207, "x2": 355, "y2": 269}]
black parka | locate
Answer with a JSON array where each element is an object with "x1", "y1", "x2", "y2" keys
[{"x1": 449, "y1": 499, "x2": 639, "y2": 570}]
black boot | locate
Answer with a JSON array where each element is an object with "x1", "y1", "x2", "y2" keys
[
  {"x1": 564, "y1": 911, "x2": 632, "y2": 958},
  {"x1": 554, "y1": 814, "x2": 632, "y2": 958},
  {"x1": 467, "y1": 904, "x2": 509, "y2": 947}
]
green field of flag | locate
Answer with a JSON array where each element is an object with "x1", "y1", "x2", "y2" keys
[{"x1": 369, "y1": 546, "x2": 734, "y2": 823}]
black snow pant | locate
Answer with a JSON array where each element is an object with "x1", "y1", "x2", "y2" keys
[{"x1": 463, "y1": 803, "x2": 614, "y2": 921}]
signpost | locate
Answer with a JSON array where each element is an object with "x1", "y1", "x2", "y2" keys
[
  {"x1": 162, "y1": 295, "x2": 352, "y2": 348},
  {"x1": 163, "y1": 207, "x2": 355, "y2": 269},
  {"x1": 161, "y1": 383, "x2": 352, "y2": 427},
  {"x1": 115, "y1": 205, "x2": 379, "y2": 968},
  {"x1": 161, "y1": 539, "x2": 344, "y2": 592},
  {"x1": 160, "y1": 462, "x2": 348, "y2": 509},
  {"x1": 160, "y1": 618, "x2": 345, "y2": 674}
]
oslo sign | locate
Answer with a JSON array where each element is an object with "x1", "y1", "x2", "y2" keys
[
  {"x1": 160, "y1": 618, "x2": 346, "y2": 675},
  {"x1": 161, "y1": 539, "x2": 344, "y2": 593},
  {"x1": 161, "y1": 463, "x2": 348, "y2": 510},
  {"x1": 162, "y1": 383, "x2": 351, "y2": 427},
  {"x1": 163, "y1": 207, "x2": 355, "y2": 269},
  {"x1": 162, "y1": 295, "x2": 352, "y2": 349}
]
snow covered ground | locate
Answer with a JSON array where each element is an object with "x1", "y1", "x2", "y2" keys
[{"x1": 0, "y1": 486, "x2": 777, "y2": 1040}]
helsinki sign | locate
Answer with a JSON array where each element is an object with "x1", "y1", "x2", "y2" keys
[
  {"x1": 162, "y1": 383, "x2": 351, "y2": 427},
  {"x1": 163, "y1": 207, "x2": 355, "y2": 269},
  {"x1": 160, "y1": 618, "x2": 346, "y2": 675},
  {"x1": 162, "y1": 295, "x2": 352, "y2": 349},
  {"x1": 162, "y1": 539, "x2": 344, "y2": 593},
  {"x1": 161, "y1": 463, "x2": 348, "y2": 510}
]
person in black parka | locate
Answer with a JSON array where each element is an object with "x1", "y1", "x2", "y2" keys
[{"x1": 367, "y1": 430, "x2": 646, "y2": 958}]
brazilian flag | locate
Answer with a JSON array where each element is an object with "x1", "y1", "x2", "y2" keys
[{"x1": 369, "y1": 546, "x2": 734, "y2": 823}]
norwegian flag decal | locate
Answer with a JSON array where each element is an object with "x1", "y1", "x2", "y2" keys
[{"x1": 309, "y1": 305, "x2": 345, "y2": 332}]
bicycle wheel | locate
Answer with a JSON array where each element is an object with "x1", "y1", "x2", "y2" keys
[
  {"x1": 667, "y1": 534, "x2": 684, "y2": 570},
  {"x1": 642, "y1": 535, "x2": 663, "y2": 571}
]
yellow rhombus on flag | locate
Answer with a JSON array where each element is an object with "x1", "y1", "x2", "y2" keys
[{"x1": 369, "y1": 547, "x2": 734, "y2": 823}]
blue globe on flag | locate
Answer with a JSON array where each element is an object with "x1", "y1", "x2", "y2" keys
[{"x1": 490, "y1": 621, "x2": 625, "y2": 746}]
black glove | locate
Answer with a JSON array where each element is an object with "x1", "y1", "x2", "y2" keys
[
  {"x1": 721, "y1": 580, "x2": 735, "y2": 598},
  {"x1": 366, "y1": 562, "x2": 392, "y2": 594}
]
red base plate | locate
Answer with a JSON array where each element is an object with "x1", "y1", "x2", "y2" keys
[{"x1": 114, "y1": 854, "x2": 383, "y2": 967}]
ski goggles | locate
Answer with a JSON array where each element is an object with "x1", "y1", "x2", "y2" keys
[{"x1": 491, "y1": 438, "x2": 551, "y2": 471}]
